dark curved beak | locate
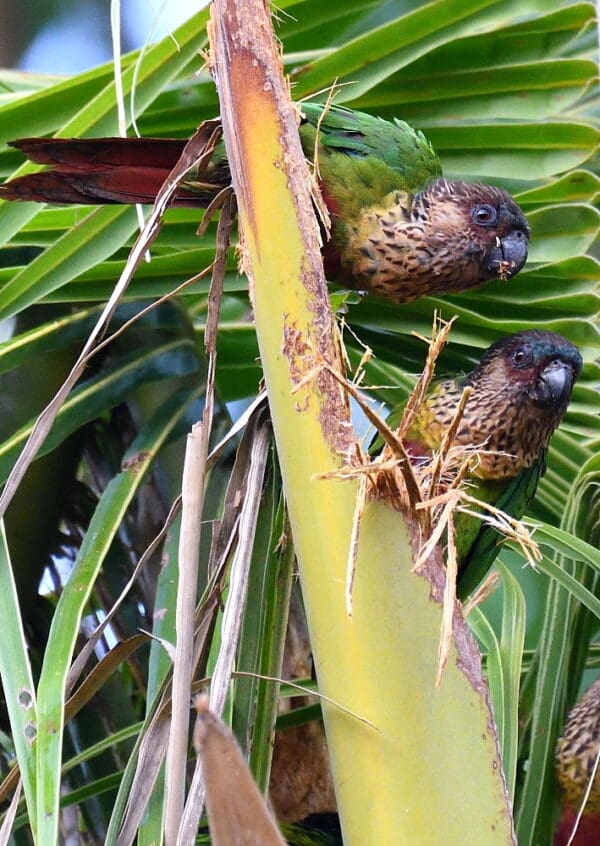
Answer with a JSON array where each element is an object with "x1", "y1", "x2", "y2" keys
[
  {"x1": 486, "y1": 229, "x2": 529, "y2": 279},
  {"x1": 535, "y1": 360, "x2": 575, "y2": 408}
]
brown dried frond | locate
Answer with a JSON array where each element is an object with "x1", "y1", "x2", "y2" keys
[
  {"x1": 415, "y1": 487, "x2": 462, "y2": 570},
  {"x1": 413, "y1": 440, "x2": 541, "y2": 572},
  {"x1": 409, "y1": 430, "x2": 540, "y2": 681},
  {"x1": 462, "y1": 572, "x2": 501, "y2": 617},
  {"x1": 338, "y1": 317, "x2": 374, "y2": 389},
  {"x1": 310, "y1": 355, "x2": 423, "y2": 508},
  {"x1": 428, "y1": 386, "x2": 473, "y2": 505},
  {"x1": 309, "y1": 314, "x2": 458, "y2": 515},
  {"x1": 415, "y1": 444, "x2": 540, "y2": 678},
  {"x1": 398, "y1": 313, "x2": 455, "y2": 440},
  {"x1": 458, "y1": 494, "x2": 542, "y2": 569},
  {"x1": 304, "y1": 93, "x2": 334, "y2": 235},
  {"x1": 437, "y1": 513, "x2": 458, "y2": 686},
  {"x1": 370, "y1": 314, "x2": 459, "y2": 511},
  {"x1": 346, "y1": 474, "x2": 368, "y2": 617}
]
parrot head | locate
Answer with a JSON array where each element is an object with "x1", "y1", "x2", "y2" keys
[
  {"x1": 469, "y1": 330, "x2": 582, "y2": 414},
  {"x1": 460, "y1": 329, "x2": 582, "y2": 479},
  {"x1": 344, "y1": 177, "x2": 531, "y2": 302},
  {"x1": 414, "y1": 178, "x2": 530, "y2": 283}
]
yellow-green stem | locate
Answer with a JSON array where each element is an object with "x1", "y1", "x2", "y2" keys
[{"x1": 210, "y1": 2, "x2": 515, "y2": 842}]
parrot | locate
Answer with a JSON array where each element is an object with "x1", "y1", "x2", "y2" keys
[
  {"x1": 555, "y1": 677, "x2": 600, "y2": 846},
  {"x1": 0, "y1": 103, "x2": 530, "y2": 304},
  {"x1": 374, "y1": 329, "x2": 582, "y2": 597}
]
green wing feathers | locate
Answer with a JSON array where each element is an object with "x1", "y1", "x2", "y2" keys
[
  {"x1": 300, "y1": 102, "x2": 441, "y2": 189},
  {"x1": 456, "y1": 453, "x2": 547, "y2": 598}
]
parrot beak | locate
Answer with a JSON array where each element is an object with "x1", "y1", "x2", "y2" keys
[
  {"x1": 535, "y1": 360, "x2": 576, "y2": 409},
  {"x1": 486, "y1": 229, "x2": 529, "y2": 279}
]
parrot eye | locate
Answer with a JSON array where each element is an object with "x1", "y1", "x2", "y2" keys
[
  {"x1": 472, "y1": 204, "x2": 498, "y2": 226},
  {"x1": 512, "y1": 346, "x2": 533, "y2": 367}
]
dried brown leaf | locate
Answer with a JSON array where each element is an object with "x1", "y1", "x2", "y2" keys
[{"x1": 193, "y1": 698, "x2": 287, "y2": 846}]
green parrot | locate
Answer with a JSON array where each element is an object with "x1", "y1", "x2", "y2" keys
[
  {"x1": 1, "y1": 103, "x2": 530, "y2": 303},
  {"x1": 555, "y1": 678, "x2": 600, "y2": 846},
  {"x1": 374, "y1": 330, "x2": 582, "y2": 597}
]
